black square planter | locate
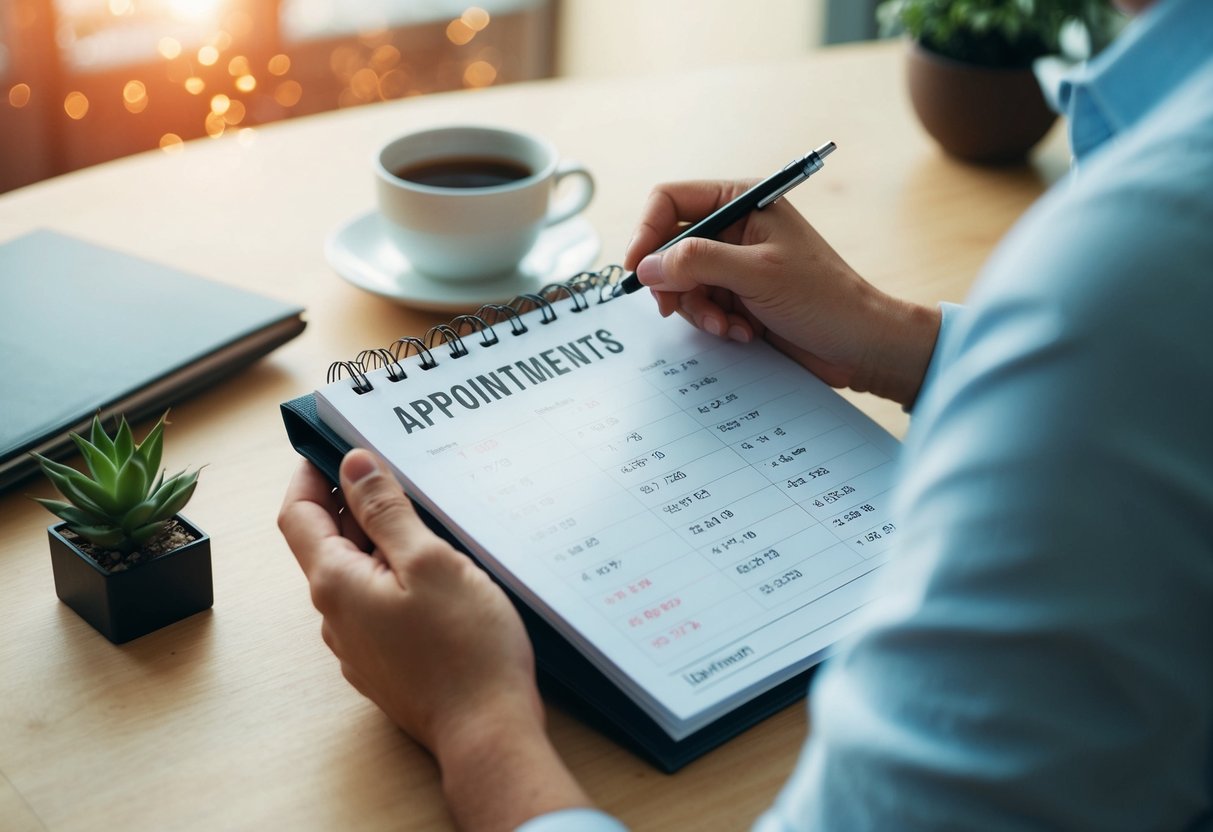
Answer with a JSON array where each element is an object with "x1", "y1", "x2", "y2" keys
[{"x1": 48, "y1": 514, "x2": 213, "y2": 644}]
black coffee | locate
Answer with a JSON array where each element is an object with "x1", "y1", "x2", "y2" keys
[{"x1": 393, "y1": 156, "x2": 532, "y2": 189}]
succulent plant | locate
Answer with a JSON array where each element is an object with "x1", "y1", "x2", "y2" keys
[{"x1": 33, "y1": 414, "x2": 200, "y2": 555}]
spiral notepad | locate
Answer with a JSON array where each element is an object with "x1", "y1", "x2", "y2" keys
[{"x1": 290, "y1": 266, "x2": 901, "y2": 752}]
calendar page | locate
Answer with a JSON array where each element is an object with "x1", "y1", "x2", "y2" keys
[{"x1": 315, "y1": 291, "x2": 900, "y2": 739}]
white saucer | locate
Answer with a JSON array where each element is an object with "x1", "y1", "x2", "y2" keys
[{"x1": 325, "y1": 211, "x2": 601, "y2": 313}]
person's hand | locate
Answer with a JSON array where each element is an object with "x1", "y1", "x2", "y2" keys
[
  {"x1": 278, "y1": 449, "x2": 592, "y2": 831},
  {"x1": 625, "y1": 180, "x2": 941, "y2": 407}
]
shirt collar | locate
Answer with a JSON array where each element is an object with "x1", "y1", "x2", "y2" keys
[{"x1": 1058, "y1": 0, "x2": 1213, "y2": 160}]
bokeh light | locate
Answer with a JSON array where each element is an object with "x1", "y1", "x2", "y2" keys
[
  {"x1": 204, "y1": 111, "x2": 226, "y2": 137},
  {"x1": 274, "y1": 80, "x2": 303, "y2": 107},
  {"x1": 122, "y1": 80, "x2": 148, "y2": 113},
  {"x1": 8, "y1": 84, "x2": 31, "y2": 109},
  {"x1": 159, "y1": 133, "x2": 184, "y2": 153},
  {"x1": 222, "y1": 99, "x2": 246, "y2": 124},
  {"x1": 64, "y1": 91, "x2": 90, "y2": 120},
  {"x1": 462, "y1": 7, "x2": 491, "y2": 30},
  {"x1": 446, "y1": 20, "x2": 475, "y2": 46},
  {"x1": 463, "y1": 60, "x2": 497, "y2": 88},
  {"x1": 12, "y1": 0, "x2": 531, "y2": 189}
]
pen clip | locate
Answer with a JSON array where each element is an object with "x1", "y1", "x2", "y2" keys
[
  {"x1": 757, "y1": 173, "x2": 807, "y2": 209},
  {"x1": 757, "y1": 146, "x2": 831, "y2": 209}
]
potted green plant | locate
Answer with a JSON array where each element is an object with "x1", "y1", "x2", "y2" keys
[
  {"x1": 32, "y1": 413, "x2": 211, "y2": 644},
  {"x1": 878, "y1": 0, "x2": 1123, "y2": 163}
]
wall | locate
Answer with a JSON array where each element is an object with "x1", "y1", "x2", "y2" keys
[{"x1": 555, "y1": 0, "x2": 825, "y2": 79}]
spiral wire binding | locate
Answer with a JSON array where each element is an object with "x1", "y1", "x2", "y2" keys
[
  {"x1": 327, "y1": 360, "x2": 373, "y2": 394},
  {"x1": 450, "y1": 314, "x2": 500, "y2": 347},
  {"x1": 476, "y1": 303, "x2": 528, "y2": 336},
  {"x1": 424, "y1": 324, "x2": 470, "y2": 359},
  {"x1": 355, "y1": 347, "x2": 408, "y2": 382},
  {"x1": 331, "y1": 265, "x2": 623, "y2": 394},
  {"x1": 512, "y1": 293, "x2": 558, "y2": 324},
  {"x1": 389, "y1": 336, "x2": 438, "y2": 369}
]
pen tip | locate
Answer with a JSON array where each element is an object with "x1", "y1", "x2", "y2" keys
[
  {"x1": 815, "y1": 141, "x2": 837, "y2": 159},
  {"x1": 612, "y1": 272, "x2": 641, "y2": 298}
]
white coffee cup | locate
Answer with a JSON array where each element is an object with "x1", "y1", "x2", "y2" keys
[{"x1": 375, "y1": 125, "x2": 595, "y2": 280}]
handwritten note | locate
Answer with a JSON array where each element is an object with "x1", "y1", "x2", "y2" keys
[{"x1": 316, "y1": 291, "x2": 899, "y2": 739}]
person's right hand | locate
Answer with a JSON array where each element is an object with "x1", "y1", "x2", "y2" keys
[{"x1": 624, "y1": 180, "x2": 941, "y2": 407}]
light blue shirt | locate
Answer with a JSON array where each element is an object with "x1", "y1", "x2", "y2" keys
[{"x1": 524, "y1": 0, "x2": 1213, "y2": 828}]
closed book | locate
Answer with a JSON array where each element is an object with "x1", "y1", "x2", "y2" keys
[{"x1": 1, "y1": 229, "x2": 306, "y2": 490}]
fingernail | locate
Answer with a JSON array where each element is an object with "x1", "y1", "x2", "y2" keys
[
  {"x1": 704, "y1": 317, "x2": 724, "y2": 336},
  {"x1": 636, "y1": 253, "x2": 664, "y2": 285},
  {"x1": 727, "y1": 325, "x2": 751, "y2": 343},
  {"x1": 344, "y1": 450, "x2": 378, "y2": 484}
]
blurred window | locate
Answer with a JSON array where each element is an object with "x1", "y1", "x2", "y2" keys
[
  {"x1": 0, "y1": 0, "x2": 553, "y2": 192},
  {"x1": 280, "y1": 0, "x2": 537, "y2": 41}
]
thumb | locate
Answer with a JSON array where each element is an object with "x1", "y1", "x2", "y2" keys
[
  {"x1": 636, "y1": 236, "x2": 757, "y2": 296},
  {"x1": 339, "y1": 449, "x2": 428, "y2": 556}
]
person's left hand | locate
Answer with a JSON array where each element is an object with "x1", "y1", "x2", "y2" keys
[
  {"x1": 278, "y1": 450, "x2": 596, "y2": 830},
  {"x1": 277, "y1": 449, "x2": 543, "y2": 756}
]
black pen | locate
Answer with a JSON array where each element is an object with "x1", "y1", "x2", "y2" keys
[{"x1": 612, "y1": 141, "x2": 837, "y2": 297}]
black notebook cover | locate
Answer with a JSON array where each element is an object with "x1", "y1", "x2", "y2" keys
[
  {"x1": 0, "y1": 230, "x2": 307, "y2": 491},
  {"x1": 282, "y1": 393, "x2": 815, "y2": 773}
]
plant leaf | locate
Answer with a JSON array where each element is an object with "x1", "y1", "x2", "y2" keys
[
  {"x1": 113, "y1": 417, "x2": 135, "y2": 464},
  {"x1": 70, "y1": 432, "x2": 118, "y2": 489},
  {"x1": 89, "y1": 414, "x2": 117, "y2": 459},
  {"x1": 136, "y1": 414, "x2": 166, "y2": 478},
  {"x1": 71, "y1": 524, "x2": 127, "y2": 549},
  {"x1": 32, "y1": 476, "x2": 109, "y2": 520},
  {"x1": 131, "y1": 520, "x2": 168, "y2": 546},
  {"x1": 34, "y1": 454, "x2": 122, "y2": 516},
  {"x1": 113, "y1": 454, "x2": 151, "y2": 509},
  {"x1": 121, "y1": 499, "x2": 159, "y2": 531},
  {"x1": 155, "y1": 470, "x2": 200, "y2": 519},
  {"x1": 150, "y1": 468, "x2": 187, "y2": 507},
  {"x1": 33, "y1": 497, "x2": 106, "y2": 529}
]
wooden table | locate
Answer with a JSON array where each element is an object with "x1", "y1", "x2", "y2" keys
[{"x1": 0, "y1": 42, "x2": 1068, "y2": 831}]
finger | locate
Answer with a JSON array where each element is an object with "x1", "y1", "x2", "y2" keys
[
  {"x1": 650, "y1": 288, "x2": 681, "y2": 318},
  {"x1": 339, "y1": 449, "x2": 436, "y2": 573},
  {"x1": 339, "y1": 660, "x2": 375, "y2": 700},
  {"x1": 282, "y1": 459, "x2": 342, "y2": 519},
  {"x1": 678, "y1": 291, "x2": 754, "y2": 342},
  {"x1": 636, "y1": 236, "x2": 759, "y2": 297},
  {"x1": 624, "y1": 181, "x2": 754, "y2": 269},
  {"x1": 320, "y1": 618, "x2": 342, "y2": 654},
  {"x1": 678, "y1": 289, "x2": 729, "y2": 337},
  {"x1": 336, "y1": 500, "x2": 373, "y2": 553},
  {"x1": 279, "y1": 461, "x2": 352, "y2": 578}
]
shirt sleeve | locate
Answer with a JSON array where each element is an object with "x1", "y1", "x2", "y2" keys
[
  {"x1": 758, "y1": 89, "x2": 1213, "y2": 831},
  {"x1": 906, "y1": 301, "x2": 965, "y2": 414},
  {"x1": 515, "y1": 808, "x2": 629, "y2": 832}
]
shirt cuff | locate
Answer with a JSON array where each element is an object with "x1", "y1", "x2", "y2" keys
[
  {"x1": 515, "y1": 808, "x2": 629, "y2": 832},
  {"x1": 905, "y1": 301, "x2": 964, "y2": 414}
]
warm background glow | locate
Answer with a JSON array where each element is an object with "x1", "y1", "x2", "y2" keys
[
  {"x1": 1, "y1": 0, "x2": 833, "y2": 194},
  {"x1": 0, "y1": 1, "x2": 552, "y2": 192}
]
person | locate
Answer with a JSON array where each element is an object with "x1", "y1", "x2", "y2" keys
[{"x1": 277, "y1": 0, "x2": 1213, "y2": 827}]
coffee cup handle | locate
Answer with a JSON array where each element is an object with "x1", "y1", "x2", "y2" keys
[{"x1": 545, "y1": 161, "x2": 595, "y2": 227}]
